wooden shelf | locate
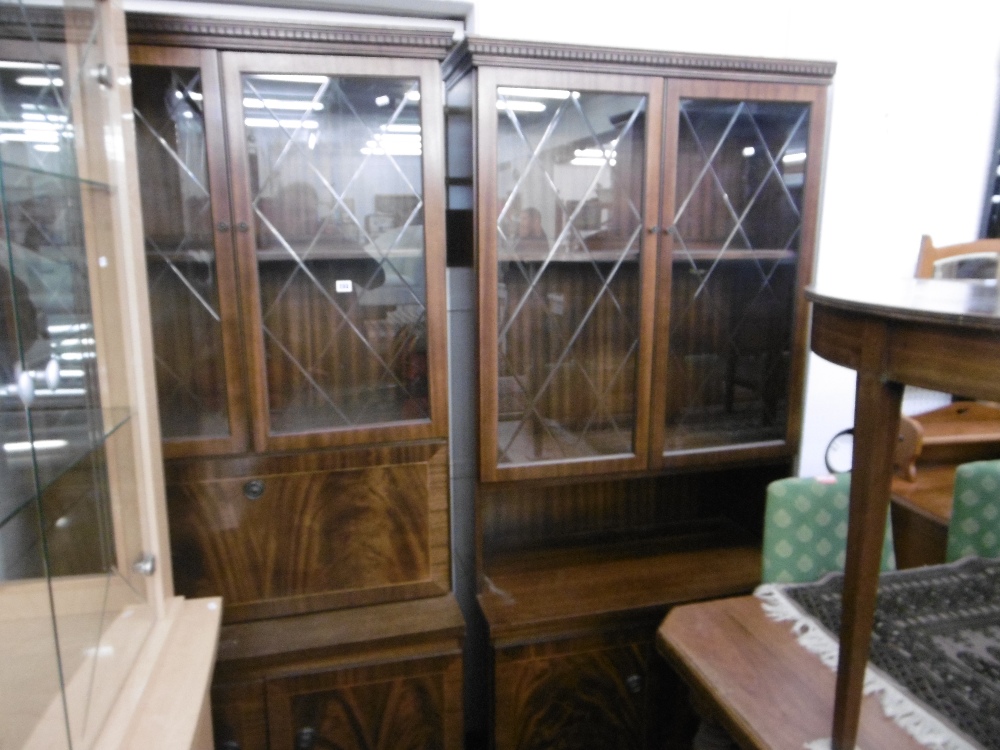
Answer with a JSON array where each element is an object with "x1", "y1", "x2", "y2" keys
[
  {"x1": 495, "y1": 247, "x2": 796, "y2": 265},
  {"x1": 479, "y1": 528, "x2": 761, "y2": 642},
  {"x1": 672, "y1": 248, "x2": 796, "y2": 263},
  {"x1": 215, "y1": 594, "x2": 465, "y2": 671}
]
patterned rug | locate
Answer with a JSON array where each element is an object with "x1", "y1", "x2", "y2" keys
[{"x1": 757, "y1": 556, "x2": 1000, "y2": 750}]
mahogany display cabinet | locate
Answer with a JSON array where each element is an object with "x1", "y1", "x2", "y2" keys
[
  {"x1": 444, "y1": 37, "x2": 833, "y2": 748},
  {"x1": 126, "y1": 16, "x2": 462, "y2": 749}
]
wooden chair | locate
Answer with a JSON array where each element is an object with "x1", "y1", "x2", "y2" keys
[
  {"x1": 946, "y1": 459, "x2": 1000, "y2": 561},
  {"x1": 915, "y1": 234, "x2": 1000, "y2": 279},
  {"x1": 762, "y1": 473, "x2": 896, "y2": 584}
]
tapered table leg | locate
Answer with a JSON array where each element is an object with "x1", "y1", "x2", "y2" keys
[{"x1": 832, "y1": 321, "x2": 903, "y2": 750}]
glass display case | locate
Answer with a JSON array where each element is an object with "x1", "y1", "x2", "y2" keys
[
  {"x1": 471, "y1": 65, "x2": 826, "y2": 481},
  {"x1": 131, "y1": 47, "x2": 449, "y2": 457},
  {"x1": 0, "y1": 3, "x2": 155, "y2": 748}
]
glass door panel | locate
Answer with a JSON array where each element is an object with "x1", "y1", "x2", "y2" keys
[
  {"x1": 481, "y1": 71, "x2": 661, "y2": 480},
  {"x1": 249, "y1": 75, "x2": 426, "y2": 434},
  {"x1": 664, "y1": 97, "x2": 811, "y2": 452},
  {"x1": 131, "y1": 48, "x2": 247, "y2": 455},
  {"x1": 223, "y1": 54, "x2": 445, "y2": 450}
]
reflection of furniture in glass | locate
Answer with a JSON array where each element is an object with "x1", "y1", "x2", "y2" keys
[
  {"x1": 915, "y1": 234, "x2": 1000, "y2": 279},
  {"x1": 447, "y1": 36, "x2": 832, "y2": 749},
  {"x1": 128, "y1": 17, "x2": 462, "y2": 750},
  {"x1": 806, "y1": 278, "x2": 1000, "y2": 750},
  {"x1": 1, "y1": 4, "x2": 220, "y2": 749}
]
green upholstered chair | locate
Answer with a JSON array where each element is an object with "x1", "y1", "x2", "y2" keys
[
  {"x1": 946, "y1": 459, "x2": 1000, "y2": 562},
  {"x1": 762, "y1": 473, "x2": 896, "y2": 584}
]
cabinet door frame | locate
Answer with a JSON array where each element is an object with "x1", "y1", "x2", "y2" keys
[
  {"x1": 649, "y1": 78, "x2": 829, "y2": 471},
  {"x1": 221, "y1": 52, "x2": 449, "y2": 453},
  {"x1": 476, "y1": 67, "x2": 663, "y2": 482},
  {"x1": 130, "y1": 45, "x2": 251, "y2": 458}
]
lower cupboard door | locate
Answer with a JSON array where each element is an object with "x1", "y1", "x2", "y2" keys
[
  {"x1": 494, "y1": 640, "x2": 658, "y2": 750},
  {"x1": 265, "y1": 656, "x2": 462, "y2": 750}
]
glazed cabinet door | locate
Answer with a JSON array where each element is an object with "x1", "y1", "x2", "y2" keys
[
  {"x1": 265, "y1": 654, "x2": 463, "y2": 750},
  {"x1": 651, "y1": 79, "x2": 828, "y2": 468},
  {"x1": 220, "y1": 53, "x2": 448, "y2": 453},
  {"x1": 477, "y1": 69, "x2": 663, "y2": 481},
  {"x1": 130, "y1": 47, "x2": 249, "y2": 457}
]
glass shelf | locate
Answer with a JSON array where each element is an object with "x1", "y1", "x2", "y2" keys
[
  {"x1": 0, "y1": 407, "x2": 130, "y2": 536},
  {"x1": 0, "y1": 160, "x2": 111, "y2": 192}
]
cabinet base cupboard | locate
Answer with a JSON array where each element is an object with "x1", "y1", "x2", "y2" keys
[
  {"x1": 126, "y1": 15, "x2": 462, "y2": 750},
  {"x1": 443, "y1": 38, "x2": 833, "y2": 748}
]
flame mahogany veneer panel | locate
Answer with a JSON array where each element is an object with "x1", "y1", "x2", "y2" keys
[{"x1": 165, "y1": 442, "x2": 449, "y2": 622}]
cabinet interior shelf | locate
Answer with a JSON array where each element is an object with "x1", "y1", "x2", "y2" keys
[
  {"x1": 496, "y1": 248, "x2": 797, "y2": 264},
  {"x1": 0, "y1": 159, "x2": 111, "y2": 192},
  {"x1": 0, "y1": 407, "x2": 131, "y2": 534},
  {"x1": 147, "y1": 244, "x2": 423, "y2": 264},
  {"x1": 479, "y1": 522, "x2": 761, "y2": 640}
]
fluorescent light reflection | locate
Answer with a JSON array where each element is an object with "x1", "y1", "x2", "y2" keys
[
  {"x1": 571, "y1": 147, "x2": 617, "y2": 167},
  {"x1": 361, "y1": 130, "x2": 422, "y2": 156},
  {"x1": 48, "y1": 323, "x2": 91, "y2": 334},
  {"x1": 173, "y1": 90, "x2": 203, "y2": 101},
  {"x1": 0, "y1": 121, "x2": 63, "y2": 130},
  {"x1": 21, "y1": 113, "x2": 67, "y2": 123},
  {"x1": 497, "y1": 87, "x2": 573, "y2": 100},
  {"x1": 382, "y1": 123, "x2": 421, "y2": 133},
  {"x1": 742, "y1": 146, "x2": 756, "y2": 157},
  {"x1": 3, "y1": 439, "x2": 68, "y2": 454},
  {"x1": 0, "y1": 61, "x2": 58, "y2": 70},
  {"x1": 253, "y1": 74, "x2": 329, "y2": 84},
  {"x1": 244, "y1": 118, "x2": 318, "y2": 129},
  {"x1": 782, "y1": 152, "x2": 807, "y2": 164},
  {"x1": 497, "y1": 101, "x2": 546, "y2": 113},
  {"x1": 0, "y1": 132, "x2": 59, "y2": 143},
  {"x1": 17, "y1": 76, "x2": 63, "y2": 87},
  {"x1": 243, "y1": 97, "x2": 324, "y2": 111}
]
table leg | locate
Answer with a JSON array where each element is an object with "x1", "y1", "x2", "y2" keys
[{"x1": 832, "y1": 354, "x2": 903, "y2": 749}]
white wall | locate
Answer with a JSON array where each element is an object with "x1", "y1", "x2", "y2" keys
[{"x1": 469, "y1": 0, "x2": 1000, "y2": 475}]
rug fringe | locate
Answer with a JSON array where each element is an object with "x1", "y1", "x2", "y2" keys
[{"x1": 755, "y1": 585, "x2": 978, "y2": 750}]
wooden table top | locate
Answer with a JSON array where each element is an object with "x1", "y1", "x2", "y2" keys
[
  {"x1": 807, "y1": 278, "x2": 1000, "y2": 330},
  {"x1": 657, "y1": 595, "x2": 926, "y2": 750}
]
